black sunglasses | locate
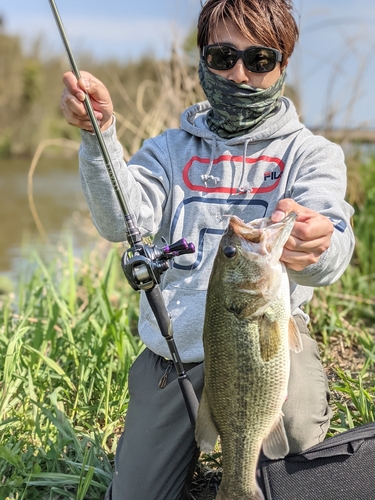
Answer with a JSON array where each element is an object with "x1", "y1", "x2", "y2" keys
[{"x1": 202, "y1": 43, "x2": 282, "y2": 73}]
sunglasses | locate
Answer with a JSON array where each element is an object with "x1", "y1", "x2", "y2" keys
[{"x1": 202, "y1": 44, "x2": 282, "y2": 73}]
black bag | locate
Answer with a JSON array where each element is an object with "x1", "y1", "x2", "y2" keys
[{"x1": 259, "y1": 423, "x2": 375, "y2": 500}]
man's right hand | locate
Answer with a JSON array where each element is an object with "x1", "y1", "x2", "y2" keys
[{"x1": 61, "y1": 71, "x2": 114, "y2": 132}]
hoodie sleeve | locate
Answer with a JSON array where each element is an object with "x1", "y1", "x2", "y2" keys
[
  {"x1": 78, "y1": 119, "x2": 171, "y2": 242},
  {"x1": 285, "y1": 135, "x2": 355, "y2": 287}
]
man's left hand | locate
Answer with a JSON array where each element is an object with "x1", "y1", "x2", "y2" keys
[{"x1": 272, "y1": 199, "x2": 334, "y2": 271}]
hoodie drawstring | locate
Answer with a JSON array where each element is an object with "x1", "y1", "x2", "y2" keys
[
  {"x1": 200, "y1": 136, "x2": 254, "y2": 194},
  {"x1": 201, "y1": 136, "x2": 221, "y2": 187},
  {"x1": 236, "y1": 138, "x2": 251, "y2": 194}
]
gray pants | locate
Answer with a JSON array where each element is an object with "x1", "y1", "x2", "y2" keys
[{"x1": 106, "y1": 317, "x2": 332, "y2": 500}]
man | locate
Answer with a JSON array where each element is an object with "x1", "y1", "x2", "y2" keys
[{"x1": 60, "y1": 0, "x2": 354, "y2": 498}]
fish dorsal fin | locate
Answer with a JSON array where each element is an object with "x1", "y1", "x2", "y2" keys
[
  {"x1": 195, "y1": 389, "x2": 218, "y2": 453},
  {"x1": 259, "y1": 315, "x2": 281, "y2": 362},
  {"x1": 288, "y1": 316, "x2": 303, "y2": 353},
  {"x1": 262, "y1": 412, "x2": 289, "y2": 460}
]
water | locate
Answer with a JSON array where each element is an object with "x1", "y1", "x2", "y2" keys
[{"x1": 0, "y1": 156, "x2": 100, "y2": 282}]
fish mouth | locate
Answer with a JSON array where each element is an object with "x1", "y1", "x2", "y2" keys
[
  {"x1": 229, "y1": 212, "x2": 296, "y2": 235},
  {"x1": 227, "y1": 212, "x2": 298, "y2": 256}
]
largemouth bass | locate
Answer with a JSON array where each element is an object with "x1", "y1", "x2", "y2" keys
[{"x1": 195, "y1": 212, "x2": 302, "y2": 500}]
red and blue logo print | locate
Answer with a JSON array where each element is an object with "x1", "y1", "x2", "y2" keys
[{"x1": 182, "y1": 154, "x2": 284, "y2": 194}]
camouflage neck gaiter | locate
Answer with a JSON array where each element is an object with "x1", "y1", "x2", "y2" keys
[{"x1": 198, "y1": 57, "x2": 286, "y2": 139}]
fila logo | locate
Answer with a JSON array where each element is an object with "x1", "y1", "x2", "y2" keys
[{"x1": 264, "y1": 171, "x2": 283, "y2": 181}]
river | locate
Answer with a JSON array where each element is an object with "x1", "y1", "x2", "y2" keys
[{"x1": 0, "y1": 156, "x2": 102, "y2": 282}]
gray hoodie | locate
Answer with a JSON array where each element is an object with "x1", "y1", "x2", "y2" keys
[{"x1": 79, "y1": 97, "x2": 354, "y2": 363}]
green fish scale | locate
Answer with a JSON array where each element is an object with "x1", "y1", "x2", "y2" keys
[{"x1": 203, "y1": 296, "x2": 290, "y2": 498}]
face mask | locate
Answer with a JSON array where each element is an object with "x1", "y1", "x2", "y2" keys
[{"x1": 198, "y1": 56, "x2": 286, "y2": 139}]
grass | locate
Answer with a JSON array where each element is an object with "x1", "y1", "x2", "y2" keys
[
  {"x1": 1, "y1": 157, "x2": 375, "y2": 499},
  {"x1": 305, "y1": 155, "x2": 375, "y2": 436},
  {"x1": 0, "y1": 244, "x2": 143, "y2": 499}
]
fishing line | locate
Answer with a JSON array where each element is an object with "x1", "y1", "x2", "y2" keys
[{"x1": 48, "y1": 0, "x2": 140, "y2": 247}]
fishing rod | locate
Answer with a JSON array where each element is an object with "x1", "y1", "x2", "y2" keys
[{"x1": 48, "y1": 0, "x2": 199, "y2": 427}]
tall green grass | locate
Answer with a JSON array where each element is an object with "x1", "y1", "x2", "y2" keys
[
  {"x1": 306, "y1": 155, "x2": 375, "y2": 434},
  {"x1": 0, "y1": 246, "x2": 143, "y2": 499}
]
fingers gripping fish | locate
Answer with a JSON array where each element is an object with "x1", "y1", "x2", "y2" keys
[{"x1": 195, "y1": 212, "x2": 303, "y2": 500}]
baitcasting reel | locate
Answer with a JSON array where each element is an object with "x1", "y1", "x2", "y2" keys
[{"x1": 122, "y1": 238, "x2": 195, "y2": 291}]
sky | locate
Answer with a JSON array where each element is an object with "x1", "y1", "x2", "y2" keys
[{"x1": 1, "y1": 0, "x2": 375, "y2": 129}]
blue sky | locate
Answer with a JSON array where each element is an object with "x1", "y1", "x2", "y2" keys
[{"x1": 1, "y1": 0, "x2": 375, "y2": 129}]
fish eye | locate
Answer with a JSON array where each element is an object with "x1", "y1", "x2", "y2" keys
[{"x1": 223, "y1": 246, "x2": 237, "y2": 258}]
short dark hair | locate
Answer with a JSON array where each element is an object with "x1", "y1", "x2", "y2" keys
[{"x1": 197, "y1": 0, "x2": 299, "y2": 66}]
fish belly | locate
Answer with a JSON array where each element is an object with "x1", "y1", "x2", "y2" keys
[{"x1": 202, "y1": 304, "x2": 290, "y2": 499}]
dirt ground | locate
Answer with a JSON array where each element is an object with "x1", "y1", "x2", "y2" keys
[{"x1": 189, "y1": 464, "x2": 221, "y2": 500}]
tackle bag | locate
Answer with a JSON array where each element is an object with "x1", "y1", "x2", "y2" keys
[{"x1": 258, "y1": 422, "x2": 375, "y2": 500}]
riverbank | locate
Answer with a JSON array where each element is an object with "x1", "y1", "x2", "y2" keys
[{"x1": 0, "y1": 203, "x2": 374, "y2": 497}]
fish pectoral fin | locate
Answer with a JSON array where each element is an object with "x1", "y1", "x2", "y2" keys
[
  {"x1": 195, "y1": 390, "x2": 218, "y2": 453},
  {"x1": 262, "y1": 413, "x2": 289, "y2": 460},
  {"x1": 288, "y1": 316, "x2": 303, "y2": 353},
  {"x1": 259, "y1": 315, "x2": 281, "y2": 362}
]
